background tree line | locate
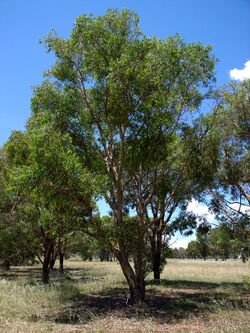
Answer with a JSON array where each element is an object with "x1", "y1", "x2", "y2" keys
[{"x1": 175, "y1": 223, "x2": 249, "y2": 261}]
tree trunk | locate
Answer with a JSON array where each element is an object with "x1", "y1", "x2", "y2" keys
[
  {"x1": 59, "y1": 253, "x2": 64, "y2": 272},
  {"x1": 42, "y1": 261, "x2": 50, "y2": 284},
  {"x1": 134, "y1": 219, "x2": 146, "y2": 302},
  {"x1": 3, "y1": 253, "x2": 11, "y2": 270},
  {"x1": 134, "y1": 260, "x2": 145, "y2": 302},
  {"x1": 116, "y1": 245, "x2": 145, "y2": 304},
  {"x1": 42, "y1": 239, "x2": 54, "y2": 284},
  {"x1": 58, "y1": 238, "x2": 65, "y2": 273},
  {"x1": 49, "y1": 241, "x2": 57, "y2": 270},
  {"x1": 110, "y1": 162, "x2": 145, "y2": 303},
  {"x1": 151, "y1": 228, "x2": 162, "y2": 283},
  {"x1": 49, "y1": 257, "x2": 56, "y2": 270}
]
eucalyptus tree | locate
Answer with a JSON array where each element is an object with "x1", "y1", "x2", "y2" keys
[
  {"x1": 207, "y1": 81, "x2": 250, "y2": 218},
  {"x1": 34, "y1": 9, "x2": 216, "y2": 301},
  {"x1": 208, "y1": 224, "x2": 231, "y2": 260},
  {"x1": 196, "y1": 228, "x2": 210, "y2": 261},
  {"x1": 128, "y1": 162, "x2": 198, "y2": 283},
  {"x1": 184, "y1": 80, "x2": 250, "y2": 261},
  {"x1": 8, "y1": 113, "x2": 96, "y2": 283},
  {"x1": 186, "y1": 240, "x2": 200, "y2": 259},
  {"x1": 140, "y1": 148, "x2": 198, "y2": 282},
  {"x1": 49, "y1": 236, "x2": 68, "y2": 272},
  {"x1": 0, "y1": 147, "x2": 15, "y2": 269},
  {"x1": 0, "y1": 132, "x2": 37, "y2": 269}
]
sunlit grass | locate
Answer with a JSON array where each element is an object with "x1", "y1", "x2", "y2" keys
[{"x1": 160, "y1": 258, "x2": 250, "y2": 283}]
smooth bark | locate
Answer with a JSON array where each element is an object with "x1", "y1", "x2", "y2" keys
[{"x1": 116, "y1": 247, "x2": 145, "y2": 303}]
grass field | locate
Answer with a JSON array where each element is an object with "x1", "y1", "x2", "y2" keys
[{"x1": 0, "y1": 259, "x2": 250, "y2": 332}]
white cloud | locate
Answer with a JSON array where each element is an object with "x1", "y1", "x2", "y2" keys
[
  {"x1": 168, "y1": 199, "x2": 215, "y2": 249},
  {"x1": 186, "y1": 198, "x2": 215, "y2": 224},
  {"x1": 169, "y1": 200, "x2": 250, "y2": 249},
  {"x1": 230, "y1": 60, "x2": 250, "y2": 81},
  {"x1": 229, "y1": 203, "x2": 250, "y2": 215},
  {"x1": 169, "y1": 236, "x2": 194, "y2": 249}
]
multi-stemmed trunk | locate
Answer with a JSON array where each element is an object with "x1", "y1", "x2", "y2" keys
[
  {"x1": 107, "y1": 166, "x2": 145, "y2": 302},
  {"x1": 115, "y1": 211, "x2": 146, "y2": 304},
  {"x1": 98, "y1": 127, "x2": 148, "y2": 303},
  {"x1": 113, "y1": 251, "x2": 146, "y2": 303},
  {"x1": 115, "y1": 244, "x2": 145, "y2": 303}
]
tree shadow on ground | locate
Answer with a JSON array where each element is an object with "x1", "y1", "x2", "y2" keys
[
  {"x1": 0, "y1": 266, "x2": 117, "y2": 289},
  {"x1": 148, "y1": 279, "x2": 244, "y2": 291},
  {"x1": 0, "y1": 266, "x2": 84, "y2": 284},
  {"x1": 2, "y1": 266, "x2": 250, "y2": 327},
  {"x1": 51, "y1": 282, "x2": 250, "y2": 326},
  {"x1": 0, "y1": 266, "x2": 42, "y2": 280}
]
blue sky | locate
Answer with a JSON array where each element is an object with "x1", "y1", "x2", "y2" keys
[{"x1": 0, "y1": 0, "x2": 249, "y2": 231}]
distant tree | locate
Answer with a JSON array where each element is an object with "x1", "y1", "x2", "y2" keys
[
  {"x1": 230, "y1": 216, "x2": 250, "y2": 262},
  {"x1": 178, "y1": 247, "x2": 187, "y2": 259},
  {"x1": 49, "y1": 236, "x2": 69, "y2": 272},
  {"x1": 230, "y1": 238, "x2": 242, "y2": 259},
  {"x1": 208, "y1": 224, "x2": 231, "y2": 260},
  {"x1": 196, "y1": 223, "x2": 210, "y2": 260},
  {"x1": 186, "y1": 240, "x2": 200, "y2": 259},
  {"x1": 70, "y1": 233, "x2": 94, "y2": 261},
  {"x1": 170, "y1": 247, "x2": 187, "y2": 259}
]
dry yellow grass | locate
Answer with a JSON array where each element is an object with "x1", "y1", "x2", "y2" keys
[
  {"x1": 0, "y1": 259, "x2": 249, "y2": 332},
  {"x1": 160, "y1": 259, "x2": 250, "y2": 283}
]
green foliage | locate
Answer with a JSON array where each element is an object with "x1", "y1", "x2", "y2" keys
[
  {"x1": 208, "y1": 224, "x2": 231, "y2": 260},
  {"x1": 9, "y1": 113, "x2": 96, "y2": 236},
  {"x1": 216, "y1": 81, "x2": 250, "y2": 191},
  {"x1": 1, "y1": 103, "x2": 97, "y2": 277},
  {"x1": 69, "y1": 232, "x2": 99, "y2": 261},
  {"x1": 0, "y1": 145, "x2": 37, "y2": 267},
  {"x1": 207, "y1": 82, "x2": 250, "y2": 259},
  {"x1": 196, "y1": 226, "x2": 210, "y2": 260},
  {"x1": 186, "y1": 240, "x2": 200, "y2": 259},
  {"x1": 40, "y1": 9, "x2": 216, "y2": 177},
  {"x1": 242, "y1": 275, "x2": 250, "y2": 291},
  {"x1": 1, "y1": 9, "x2": 219, "y2": 296}
]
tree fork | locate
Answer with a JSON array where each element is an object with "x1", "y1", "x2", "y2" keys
[{"x1": 115, "y1": 247, "x2": 145, "y2": 304}]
